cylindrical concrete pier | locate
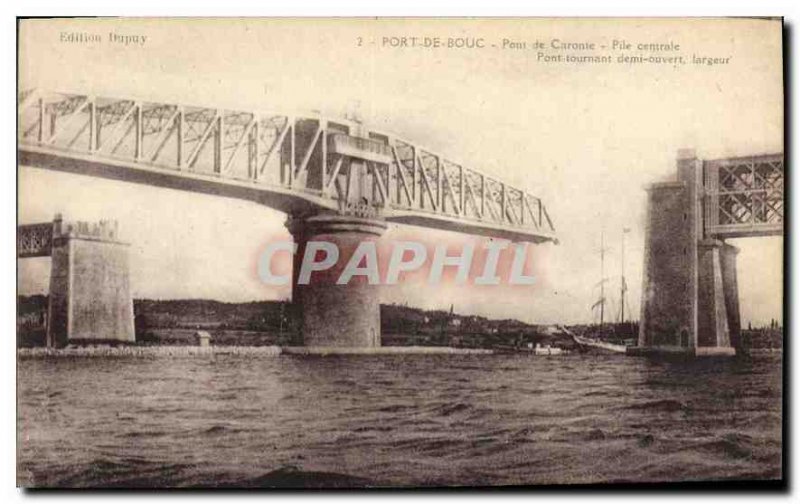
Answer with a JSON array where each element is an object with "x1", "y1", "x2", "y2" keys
[{"x1": 287, "y1": 214, "x2": 387, "y2": 347}]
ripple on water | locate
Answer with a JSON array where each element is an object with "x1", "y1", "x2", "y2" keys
[{"x1": 17, "y1": 352, "x2": 783, "y2": 487}]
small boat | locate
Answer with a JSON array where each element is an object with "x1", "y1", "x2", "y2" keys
[
  {"x1": 554, "y1": 325, "x2": 627, "y2": 354},
  {"x1": 533, "y1": 343, "x2": 569, "y2": 356},
  {"x1": 570, "y1": 228, "x2": 633, "y2": 355},
  {"x1": 572, "y1": 334, "x2": 628, "y2": 354}
]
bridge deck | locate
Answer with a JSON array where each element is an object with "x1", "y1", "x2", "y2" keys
[{"x1": 18, "y1": 90, "x2": 557, "y2": 244}]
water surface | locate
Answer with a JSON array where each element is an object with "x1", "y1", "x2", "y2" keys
[{"x1": 17, "y1": 352, "x2": 783, "y2": 487}]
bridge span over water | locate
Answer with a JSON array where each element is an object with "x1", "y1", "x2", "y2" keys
[
  {"x1": 18, "y1": 90, "x2": 556, "y2": 243},
  {"x1": 637, "y1": 149, "x2": 784, "y2": 357},
  {"x1": 18, "y1": 89, "x2": 557, "y2": 348}
]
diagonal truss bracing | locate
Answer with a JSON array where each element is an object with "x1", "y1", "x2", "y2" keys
[
  {"x1": 703, "y1": 153, "x2": 784, "y2": 238},
  {"x1": 18, "y1": 90, "x2": 557, "y2": 243}
]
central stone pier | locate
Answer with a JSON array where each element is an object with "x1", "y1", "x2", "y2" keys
[
  {"x1": 286, "y1": 213, "x2": 387, "y2": 347},
  {"x1": 635, "y1": 149, "x2": 738, "y2": 357}
]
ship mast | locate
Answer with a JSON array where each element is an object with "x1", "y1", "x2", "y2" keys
[
  {"x1": 592, "y1": 231, "x2": 609, "y2": 327},
  {"x1": 592, "y1": 231, "x2": 612, "y2": 327},
  {"x1": 614, "y1": 227, "x2": 633, "y2": 328},
  {"x1": 600, "y1": 231, "x2": 605, "y2": 326},
  {"x1": 620, "y1": 227, "x2": 632, "y2": 325},
  {"x1": 620, "y1": 228, "x2": 625, "y2": 324}
]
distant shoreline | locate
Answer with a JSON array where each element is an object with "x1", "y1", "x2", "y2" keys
[{"x1": 17, "y1": 345, "x2": 495, "y2": 359}]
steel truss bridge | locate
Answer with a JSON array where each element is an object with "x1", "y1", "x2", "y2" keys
[
  {"x1": 18, "y1": 90, "x2": 557, "y2": 244},
  {"x1": 17, "y1": 222, "x2": 53, "y2": 258},
  {"x1": 703, "y1": 153, "x2": 784, "y2": 239}
]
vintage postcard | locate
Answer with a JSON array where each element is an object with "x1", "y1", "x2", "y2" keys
[{"x1": 17, "y1": 17, "x2": 784, "y2": 488}]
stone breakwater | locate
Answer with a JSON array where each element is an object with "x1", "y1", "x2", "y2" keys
[
  {"x1": 18, "y1": 345, "x2": 494, "y2": 359},
  {"x1": 17, "y1": 345, "x2": 283, "y2": 359},
  {"x1": 281, "y1": 346, "x2": 494, "y2": 356}
]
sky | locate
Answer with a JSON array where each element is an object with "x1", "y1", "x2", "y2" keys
[{"x1": 17, "y1": 18, "x2": 784, "y2": 325}]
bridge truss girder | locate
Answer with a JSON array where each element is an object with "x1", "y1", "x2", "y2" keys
[
  {"x1": 18, "y1": 90, "x2": 556, "y2": 244},
  {"x1": 17, "y1": 222, "x2": 53, "y2": 258},
  {"x1": 703, "y1": 153, "x2": 784, "y2": 239}
]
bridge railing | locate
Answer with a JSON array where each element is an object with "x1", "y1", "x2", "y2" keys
[
  {"x1": 703, "y1": 153, "x2": 784, "y2": 238},
  {"x1": 18, "y1": 90, "x2": 555, "y2": 241}
]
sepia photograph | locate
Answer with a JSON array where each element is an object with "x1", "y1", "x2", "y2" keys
[{"x1": 15, "y1": 16, "x2": 785, "y2": 489}]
